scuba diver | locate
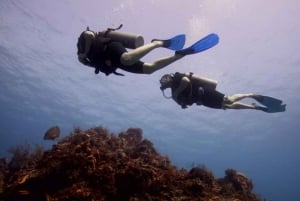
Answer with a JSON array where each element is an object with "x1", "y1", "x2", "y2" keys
[
  {"x1": 77, "y1": 25, "x2": 219, "y2": 76},
  {"x1": 159, "y1": 72, "x2": 286, "y2": 113}
]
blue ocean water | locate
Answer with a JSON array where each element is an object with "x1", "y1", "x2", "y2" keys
[{"x1": 1, "y1": 0, "x2": 300, "y2": 200}]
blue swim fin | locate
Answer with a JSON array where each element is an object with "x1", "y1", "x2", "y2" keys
[
  {"x1": 167, "y1": 34, "x2": 186, "y2": 51},
  {"x1": 152, "y1": 34, "x2": 186, "y2": 51},
  {"x1": 175, "y1": 33, "x2": 219, "y2": 56}
]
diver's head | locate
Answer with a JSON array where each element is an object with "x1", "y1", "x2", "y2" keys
[
  {"x1": 77, "y1": 27, "x2": 96, "y2": 55},
  {"x1": 160, "y1": 74, "x2": 173, "y2": 90}
]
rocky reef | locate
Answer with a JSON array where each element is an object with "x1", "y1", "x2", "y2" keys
[{"x1": 0, "y1": 127, "x2": 261, "y2": 201}]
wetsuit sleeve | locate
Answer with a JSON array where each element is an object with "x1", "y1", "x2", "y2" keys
[{"x1": 172, "y1": 76, "x2": 190, "y2": 108}]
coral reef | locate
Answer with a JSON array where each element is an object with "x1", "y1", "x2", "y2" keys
[{"x1": 0, "y1": 127, "x2": 261, "y2": 201}]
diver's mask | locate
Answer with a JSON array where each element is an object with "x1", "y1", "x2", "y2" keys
[
  {"x1": 160, "y1": 74, "x2": 173, "y2": 90},
  {"x1": 160, "y1": 74, "x2": 173, "y2": 99}
]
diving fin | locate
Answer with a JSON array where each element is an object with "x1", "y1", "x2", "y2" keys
[
  {"x1": 254, "y1": 95, "x2": 283, "y2": 107},
  {"x1": 261, "y1": 104, "x2": 286, "y2": 113},
  {"x1": 175, "y1": 33, "x2": 219, "y2": 56},
  {"x1": 260, "y1": 96, "x2": 283, "y2": 107},
  {"x1": 152, "y1": 34, "x2": 186, "y2": 51},
  {"x1": 254, "y1": 95, "x2": 286, "y2": 113}
]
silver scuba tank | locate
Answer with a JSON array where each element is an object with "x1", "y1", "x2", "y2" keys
[
  {"x1": 98, "y1": 31, "x2": 144, "y2": 49},
  {"x1": 190, "y1": 74, "x2": 218, "y2": 90}
]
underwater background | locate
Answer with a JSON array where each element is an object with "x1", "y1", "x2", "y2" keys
[{"x1": 0, "y1": 0, "x2": 299, "y2": 200}]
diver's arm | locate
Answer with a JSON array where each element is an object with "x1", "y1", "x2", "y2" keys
[{"x1": 172, "y1": 76, "x2": 190, "y2": 102}]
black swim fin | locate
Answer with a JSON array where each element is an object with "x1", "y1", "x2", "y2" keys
[{"x1": 254, "y1": 95, "x2": 286, "y2": 113}]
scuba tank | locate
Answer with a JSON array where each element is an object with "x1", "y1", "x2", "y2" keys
[
  {"x1": 98, "y1": 24, "x2": 144, "y2": 49},
  {"x1": 190, "y1": 73, "x2": 218, "y2": 90}
]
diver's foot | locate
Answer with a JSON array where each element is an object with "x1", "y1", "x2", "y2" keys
[
  {"x1": 151, "y1": 39, "x2": 171, "y2": 48},
  {"x1": 252, "y1": 94, "x2": 264, "y2": 102},
  {"x1": 251, "y1": 103, "x2": 268, "y2": 112}
]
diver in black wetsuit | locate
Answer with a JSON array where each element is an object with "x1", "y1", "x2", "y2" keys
[
  {"x1": 76, "y1": 27, "x2": 185, "y2": 76},
  {"x1": 159, "y1": 72, "x2": 285, "y2": 113},
  {"x1": 77, "y1": 26, "x2": 219, "y2": 76}
]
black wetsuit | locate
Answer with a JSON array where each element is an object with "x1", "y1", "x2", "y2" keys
[
  {"x1": 78, "y1": 32, "x2": 144, "y2": 75},
  {"x1": 172, "y1": 72, "x2": 225, "y2": 109}
]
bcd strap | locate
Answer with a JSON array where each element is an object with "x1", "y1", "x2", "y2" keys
[
  {"x1": 104, "y1": 24, "x2": 123, "y2": 37},
  {"x1": 97, "y1": 24, "x2": 125, "y2": 76},
  {"x1": 113, "y1": 71, "x2": 124, "y2": 76},
  {"x1": 94, "y1": 67, "x2": 124, "y2": 76}
]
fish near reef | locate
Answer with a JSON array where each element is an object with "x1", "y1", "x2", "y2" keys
[{"x1": 44, "y1": 126, "x2": 60, "y2": 140}]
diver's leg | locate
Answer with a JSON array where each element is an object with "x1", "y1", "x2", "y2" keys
[
  {"x1": 142, "y1": 54, "x2": 184, "y2": 74},
  {"x1": 120, "y1": 41, "x2": 164, "y2": 66},
  {"x1": 223, "y1": 102, "x2": 256, "y2": 110},
  {"x1": 223, "y1": 102, "x2": 267, "y2": 112},
  {"x1": 225, "y1": 93, "x2": 256, "y2": 103}
]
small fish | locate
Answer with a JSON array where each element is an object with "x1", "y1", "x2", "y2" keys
[{"x1": 44, "y1": 126, "x2": 60, "y2": 140}]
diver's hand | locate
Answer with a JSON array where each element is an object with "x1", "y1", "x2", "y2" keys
[
  {"x1": 78, "y1": 53, "x2": 87, "y2": 61},
  {"x1": 95, "y1": 68, "x2": 100, "y2": 74},
  {"x1": 78, "y1": 55, "x2": 91, "y2": 66},
  {"x1": 176, "y1": 99, "x2": 187, "y2": 109},
  {"x1": 181, "y1": 104, "x2": 187, "y2": 109},
  {"x1": 105, "y1": 60, "x2": 112, "y2": 66}
]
